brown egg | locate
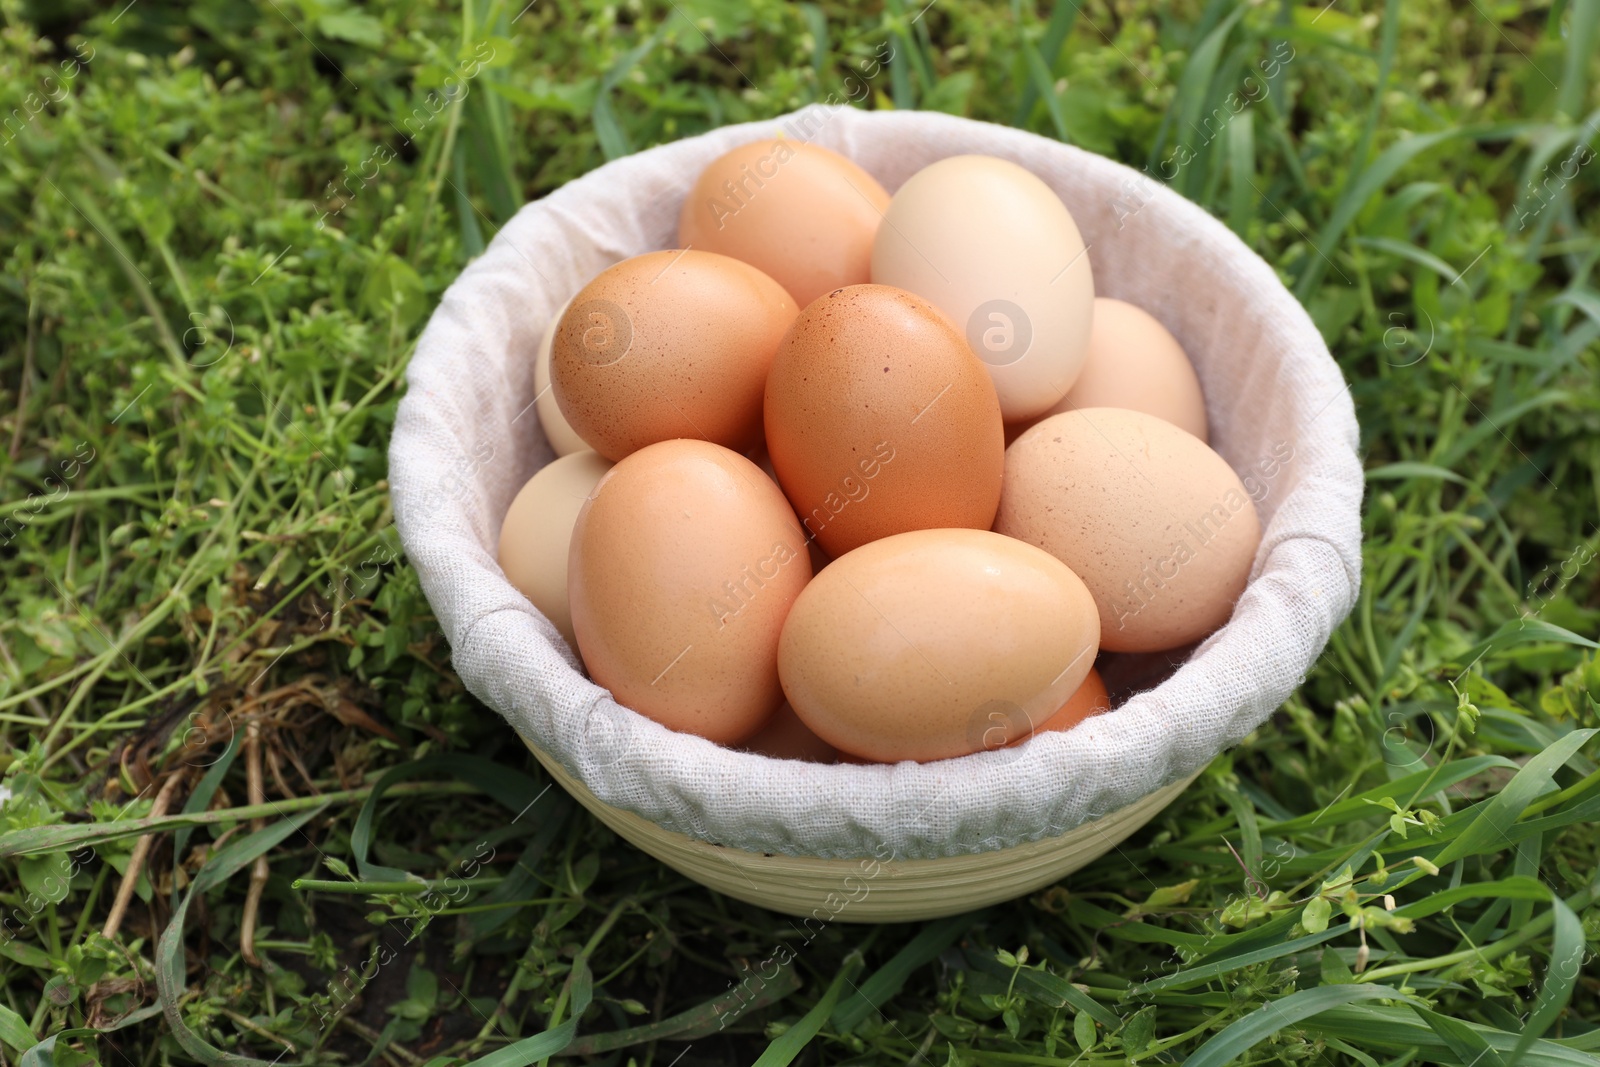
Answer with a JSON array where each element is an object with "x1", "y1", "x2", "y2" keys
[
  {"x1": 749, "y1": 441, "x2": 832, "y2": 574},
  {"x1": 1012, "y1": 668, "x2": 1111, "y2": 743},
  {"x1": 568, "y1": 440, "x2": 812, "y2": 743},
  {"x1": 1031, "y1": 298, "x2": 1208, "y2": 441},
  {"x1": 779, "y1": 529, "x2": 1100, "y2": 764},
  {"x1": 551, "y1": 251, "x2": 798, "y2": 461},
  {"x1": 845, "y1": 668, "x2": 1111, "y2": 765},
  {"x1": 678, "y1": 139, "x2": 890, "y2": 309},
  {"x1": 996, "y1": 408, "x2": 1261, "y2": 653},
  {"x1": 496, "y1": 451, "x2": 612, "y2": 647},
  {"x1": 739, "y1": 702, "x2": 840, "y2": 763},
  {"x1": 763, "y1": 284, "x2": 1004, "y2": 558}
]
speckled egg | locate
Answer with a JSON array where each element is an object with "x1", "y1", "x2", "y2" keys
[
  {"x1": 763, "y1": 284, "x2": 1005, "y2": 558},
  {"x1": 996, "y1": 408, "x2": 1261, "y2": 653}
]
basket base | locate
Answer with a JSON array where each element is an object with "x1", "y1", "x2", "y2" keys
[{"x1": 522, "y1": 738, "x2": 1198, "y2": 922}]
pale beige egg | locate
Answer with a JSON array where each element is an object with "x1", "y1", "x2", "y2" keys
[
  {"x1": 533, "y1": 299, "x2": 586, "y2": 456},
  {"x1": 872, "y1": 155, "x2": 1095, "y2": 422},
  {"x1": 1029, "y1": 297, "x2": 1208, "y2": 441},
  {"x1": 496, "y1": 451, "x2": 613, "y2": 648}
]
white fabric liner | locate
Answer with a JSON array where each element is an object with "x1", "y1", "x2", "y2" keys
[{"x1": 389, "y1": 105, "x2": 1363, "y2": 862}]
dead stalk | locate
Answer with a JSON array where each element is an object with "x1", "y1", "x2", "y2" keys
[
  {"x1": 102, "y1": 772, "x2": 184, "y2": 941},
  {"x1": 241, "y1": 718, "x2": 269, "y2": 967}
]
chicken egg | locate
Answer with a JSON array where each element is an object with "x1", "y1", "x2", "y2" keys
[
  {"x1": 552, "y1": 251, "x2": 798, "y2": 461},
  {"x1": 779, "y1": 528, "x2": 1100, "y2": 763},
  {"x1": 840, "y1": 666, "x2": 1109, "y2": 764},
  {"x1": 740, "y1": 702, "x2": 840, "y2": 763},
  {"x1": 1015, "y1": 667, "x2": 1111, "y2": 743},
  {"x1": 496, "y1": 451, "x2": 612, "y2": 648},
  {"x1": 678, "y1": 139, "x2": 890, "y2": 309},
  {"x1": 763, "y1": 284, "x2": 1004, "y2": 558},
  {"x1": 568, "y1": 439, "x2": 812, "y2": 743},
  {"x1": 997, "y1": 408, "x2": 1261, "y2": 652},
  {"x1": 871, "y1": 155, "x2": 1094, "y2": 422},
  {"x1": 532, "y1": 299, "x2": 586, "y2": 456},
  {"x1": 1030, "y1": 297, "x2": 1208, "y2": 442}
]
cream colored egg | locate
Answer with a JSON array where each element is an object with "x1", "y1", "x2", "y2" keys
[
  {"x1": 1032, "y1": 298, "x2": 1208, "y2": 441},
  {"x1": 533, "y1": 299, "x2": 587, "y2": 456},
  {"x1": 996, "y1": 408, "x2": 1261, "y2": 653},
  {"x1": 778, "y1": 528, "x2": 1100, "y2": 763},
  {"x1": 496, "y1": 451, "x2": 613, "y2": 647},
  {"x1": 871, "y1": 155, "x2": 1094, "y2": 422}
]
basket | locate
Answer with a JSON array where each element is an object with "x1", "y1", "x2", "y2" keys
[{"x1": 388, "y1": 105, "x2": 1364, "y2": 922}]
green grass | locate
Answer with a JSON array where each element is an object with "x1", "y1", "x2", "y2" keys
[{"x1": 2, "y1": 0, "x2": 1599, "y2": 1064}]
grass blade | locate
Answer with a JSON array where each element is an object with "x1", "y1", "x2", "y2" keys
[
  {"x1": 453, "y1": 141, "x2": 488, "y2": 257},
  {"x1": 465, "y1": 961, "x2": 590, "y2": 1067},
  {"x1": 15, "y1": 1007, "x2": 163, "y2": 1067},
  {"x1": 464, "y1": 794, "x2": 573, "y2": 940},
  {"x1": 0, "y1": 1003, "x2": 35, "y2": 1053},
  {"x1": 964, "y1": 948, "x2": 1122, "y2": 1029},
  {"x1": 1136, "y1": 921, "x2": 1355, "y2": 994},
  {"x1": 0, "y1": 782, "x2": 475, "y2": 858},
  {"x1": 171, "y1": 726, "x2": 243, "y2": 904},
  {"x1": 1023, "y1": 45, "x2": 1070, "y2": 142},
  {"x1": 834, "y1": 913, "x2": 973, "y2": 1032},
  {"x1": 1511, "y1": 897, "x2": 1586, "y2": 1060},
  {"x1": 350, "y1": 754, "x2": 551, "y2": 882},
  {"x1": 1556, "y1": 0, "x2": 1600, "y2": 118},
  {"x1": 1452, "y1": 623, "x2": 1600, "y2": 676},
  {"x1": 557, "y1": 964, "x2": 803, "y2": 1055},
  {"x1": 590, "y1": 93, "x2": 632, "y2": 161},
  {"x1": 1258, "y1": 756, "x2": 1516, "y2": 835},
  {"x1": 1390, "y1": 876, "x2": 1549, "y2": 921},
  {"x1": 1414, "y1": 1006, "x2": 1505, "y2": 1067},
  {"x1": 156, "y1": 808, "x2": 327, "y2": 1066},
  {"x1": 800, "y1": 3, "x2": 827, "y2": 79},
  {"x1": 1227, "y1": 108, "x2": 1255, "y2": 236},
  {"x1": 1182, "y1": 986, "x2": 1413, "y2": 1067},
  {"x1": 752, "y1": 952, "x2": 863, "y2": 1067},
  {"x1": 1012, "y1": 0, "x2": 1078, "y2": 128},
  {"x1": 1304, "y1": 1005, "x2": 1599, "y2": 1066}
]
